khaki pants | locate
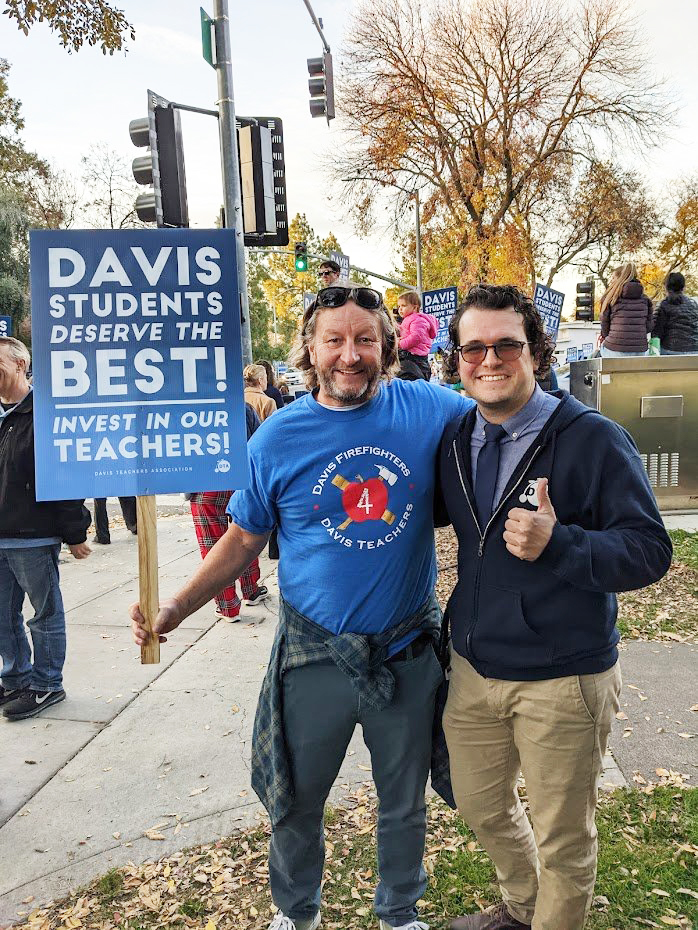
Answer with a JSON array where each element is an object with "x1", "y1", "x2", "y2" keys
[{"x1": 443, "y1": 652, "x2": 621, "y2": 930}]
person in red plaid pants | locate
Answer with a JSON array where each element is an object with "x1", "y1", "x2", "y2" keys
[
  {"x1": 188, "y1": 403, "x2": 270, "y2": 621},
  {"x1": 189, "y1": 490, "x2": 269, "y2": 620}
]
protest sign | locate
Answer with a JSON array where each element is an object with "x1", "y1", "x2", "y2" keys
[
  {"x1": 534, "y1": 284, "x2": 565, "y2": 341},
  {"x1": 303, "y1": 291, "x2": 315, "y2": 312},
  {"x1": 423, "y1": 286, "x2": 458, "y2": 352},
  {"x1": 30, "y1": 228, "x2": 249, "y2": 503},
  {"x1": 329, "y1": 250, "x2": 350, "y2": 282},
  {"x1": 581, "y1": 342, "x2": 594, "y2": 359},
  {"x1": 566, "y1": 346, "x2": 580, "y2": 363},
  {"x1": 0, "y1": 315, "x2": 11, "y2": 336}
]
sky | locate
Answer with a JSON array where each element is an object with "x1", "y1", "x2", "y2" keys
[{"x1": 2, "y1": 0, "x2": 698, "y2": 292}]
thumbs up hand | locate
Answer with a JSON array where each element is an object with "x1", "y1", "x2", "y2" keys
[{"x1": 504, "y1": 478, "x2": 557, "y2": 561}]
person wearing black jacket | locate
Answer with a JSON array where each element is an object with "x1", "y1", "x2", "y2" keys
[
  {"x1": 0, "y1": 336, "x2": 91, "y2": 721},
  {"x1": 437, "y1": 286, "x2": 672, "y2": 930},
  {"x1": 651, "y1": 271, "x2": 698, "y2": 354}
]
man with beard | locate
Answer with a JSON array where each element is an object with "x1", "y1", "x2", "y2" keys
[{"x1": 131, "y1": 285, "x2": 472, "y2": 930}]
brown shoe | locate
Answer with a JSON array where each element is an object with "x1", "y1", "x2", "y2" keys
[{"x1": 450, "y1": 902, "x2": 531, "y2": 930}]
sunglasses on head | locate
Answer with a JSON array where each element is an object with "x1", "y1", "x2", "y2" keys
[{"x1": 316, "y1": 286, "x2": 384, "y2": 311}]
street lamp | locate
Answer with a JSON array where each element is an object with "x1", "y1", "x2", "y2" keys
[{"x1": 342, "y1": 178, "x2": 423, "y2": 298}]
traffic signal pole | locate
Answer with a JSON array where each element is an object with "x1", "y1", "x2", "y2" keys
[{"x1": 213, "y1": 0, "x2": 252, "y2": 366}]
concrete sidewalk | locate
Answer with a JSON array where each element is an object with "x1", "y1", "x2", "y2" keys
[
  {"x1": 0, "y1": 511, "x2": 695, "y2": 925},
  {"x1": 0, "y1": 512, "x2": 373, "y2": 925}
]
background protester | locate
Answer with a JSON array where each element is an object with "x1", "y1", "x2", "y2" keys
[
  {"x1": 651, "y1": 271, "x2": 698, "y2": 355},
  {"x1": 316, "y1": 259, "x2": 341, "y2": 287},
  {"x1": 0, "y1": 336, "x2": 91, "y2": 721},
  {"x1": 188, "y1": 403, "x2": 269, "y2": 622},
  {"x1": 244, "y1": 364, "x2": 277, "y2": 422},
  {"x1": 92, "y1": 496, "x2": 137, "y2": 544},
  {"x1": 397, "y1": 290, "x2": 437, "y2": 381},
  {"x1": 599, "y1": 262, "x2": 653, "y2": 357},
  {"x1": 259, "y1": 359, "x2": 285, "y2": 410}
]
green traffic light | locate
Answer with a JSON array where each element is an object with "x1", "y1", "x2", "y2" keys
[{"x1": 295, "y1": 258, "x2": 308, "y2": 272}]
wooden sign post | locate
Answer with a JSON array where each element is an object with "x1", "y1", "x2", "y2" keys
[{"x1": 137, "y1": 495, "x2": 160, "y2": 664}]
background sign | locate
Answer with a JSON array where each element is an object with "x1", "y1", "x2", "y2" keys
[
  {"x1": 303, "y1": 291, "x2": 315, "y2": 312},
  {"x1": 566, "y1": 346, "x2": 580, "y2": 363},
  {"x1": 329, "y1": 250, "x2": 350, "y2": 282},
  {"x1": 0, "y1": 315, "x2": 11, "y2": 337},
  {"x1": 423, "y1": 286, "x2": 458, "y2": 352},
  {"x1": 534, "y1": 284, "x2": 565, "y2": 341},
  {"x1": 30, "y1": 228, "x2": 249, "y2": 501},
  {"x1": 581, "y1": 342, "x2": 594, "y2": 359}
]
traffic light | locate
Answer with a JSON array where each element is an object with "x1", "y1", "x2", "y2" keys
[
  {"x1": 130, "y1": 89, "x2": 188, "y2": 227},
  {"x1": 575, "y1": 280, "x2": 595, "y2": 321},
  {"x1": 307, "y1": 51, "x2": 335, "y2": 122},
  {"x1": 294, "y1": 242, "x2": 308, "y2": 272}
]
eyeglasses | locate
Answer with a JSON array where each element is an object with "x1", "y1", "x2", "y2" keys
[
  {"x1": 455, "y1": 340, "x2": 531, "y2": 364},
  {"x1": 317, "y1": 270, "x2": 335, "y2": 278},
  {"x1": 316, "y1": 286, "x2": 383, "y2": 311}
]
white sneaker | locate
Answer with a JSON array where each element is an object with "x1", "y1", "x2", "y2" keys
[
  {"x1": 268, "y1": 911, "x2": 321, "y2": 930},
  {"x1": 379, "y1": 921, "x2": 428, "y2": 930}
]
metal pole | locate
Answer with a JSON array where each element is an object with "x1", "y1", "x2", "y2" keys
[
  {"x1": 301, "y1": 0, "x2": 331, "y2": 52},
  {"x1": 213, "y1": 0, "x2": 252, "y2": 366},
  {"x1": 415, "y1": 190, "x2": 423, "y2": 298}
]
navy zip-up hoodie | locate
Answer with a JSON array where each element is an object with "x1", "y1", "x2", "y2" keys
[{"x1": 438, "y1": 392, "x2": 672, "y2": 680}]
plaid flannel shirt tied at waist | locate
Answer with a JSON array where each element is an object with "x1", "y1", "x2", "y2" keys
[{"x1": 251, "y1": 594, "x2": 443, "y2": 827}]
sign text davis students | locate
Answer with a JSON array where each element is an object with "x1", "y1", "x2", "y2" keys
[{"x1": 436, "y1": 284, "x2": 671, "y2": 930}]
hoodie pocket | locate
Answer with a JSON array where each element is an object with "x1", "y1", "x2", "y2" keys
[{"x1": 472, "y1": 582, "x2": 553, "y2": 669}]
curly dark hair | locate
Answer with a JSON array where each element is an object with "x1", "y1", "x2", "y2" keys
[{"x1": 446, "y1": 284, "x2": 555, "y2": 378}]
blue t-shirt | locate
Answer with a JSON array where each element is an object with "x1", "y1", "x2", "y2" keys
[{"x1": 229, "y1": 379, "x2": 472, "y2": 641}]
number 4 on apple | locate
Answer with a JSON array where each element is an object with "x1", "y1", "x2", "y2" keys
[{"x1": 331, "y1": 471, "x2": 396, "y2": 530}]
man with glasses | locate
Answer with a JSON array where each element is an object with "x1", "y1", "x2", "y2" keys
[
  {"x1": 131, "y1": 284, "x2": 472, "y2": 930},
  {"x1": 436, "y1": 285, "x2": 672, "y2": 930},
  {"x1": 316, "y1": 259, "x2": 341, "y2": 286}
]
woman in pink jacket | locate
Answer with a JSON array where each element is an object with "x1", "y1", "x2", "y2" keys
[{"x1": 397, "y1": 291, "x2": 438, "y2": 380}]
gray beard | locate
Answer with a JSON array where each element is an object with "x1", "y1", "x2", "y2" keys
[{"x1": 316, "y1": 366, "x2": 381, "y2": 406}]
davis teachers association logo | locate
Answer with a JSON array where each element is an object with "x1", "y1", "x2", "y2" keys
[{"x1": 311, "y1": 444, "x2": 416, "y2": 549}]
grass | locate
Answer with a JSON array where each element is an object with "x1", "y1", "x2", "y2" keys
[
  {"x1": 17, "y1": 787, "x2": 697, "y2": 930},
  {"x1": 616, "y1": 530, "x2": 698, "y2": 642},
  {"x1": 95, "y1": 869, "x2": 124, "y2": 903}
]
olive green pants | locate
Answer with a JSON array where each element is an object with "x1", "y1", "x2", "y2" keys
[{"x1": 443, "y1": 652, "x2": 621, "y2": 930}]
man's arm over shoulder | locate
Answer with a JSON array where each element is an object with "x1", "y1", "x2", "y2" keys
[{"x1": 538, "y1": 420, "x2": 672, "y2": 592}]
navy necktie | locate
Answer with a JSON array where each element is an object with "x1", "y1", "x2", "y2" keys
[{"x1": 474, "y1": 422, "x2": 507, "y2": 528}]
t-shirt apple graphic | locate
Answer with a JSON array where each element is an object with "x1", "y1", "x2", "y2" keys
[{"x1": 311, "y1": 446, "x2": 415, "y2": 550}]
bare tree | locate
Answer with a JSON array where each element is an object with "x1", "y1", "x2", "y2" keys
[
  {"x1": 335, "y1": 0, "x2": 671, "y2": 280},
  {"x1": 80, "y1": 142, "x2": 144, "y2": 229},
  {"x1": 528, "y1": 160, "x2": 660, "y2": 287}
]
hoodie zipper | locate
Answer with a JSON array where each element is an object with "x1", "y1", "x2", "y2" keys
[{"x1": 452, "y1": 435, "x2": 543, "y2": 657}]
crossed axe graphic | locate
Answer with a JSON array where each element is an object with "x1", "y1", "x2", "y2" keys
[{"x1": 331, "y1": 463, "x2": 398, "y2": 531}]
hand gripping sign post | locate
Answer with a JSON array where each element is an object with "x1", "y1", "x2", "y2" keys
[{"x1": 29, "y1": 229, "x2": 250, "y2": 663}]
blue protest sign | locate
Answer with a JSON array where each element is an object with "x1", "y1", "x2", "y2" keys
[
  {"x1": 422, "y1": 286, "x2": 458, "y2": 351},
  {"x1": 581, "y1": 342, "x2": 594, "y2": 359},
  {"x1": 303, "y1": 292, "x2": 315, "y2": 312},
  {"x1": 29, "y1": 228, "x2": 249, "y2": 501},
  {"x1": 0, "y1": 315, "x2": 11, "y2": 337},
  {"x1": 533, "y1": 284, "x2": 565, "y2": 341},
  {"x1": 566, "y1": 346, "x2": 579, "y2": 363},
  {"x1": 329, "y1": 250, "x2": 350, "y2": 282}
]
